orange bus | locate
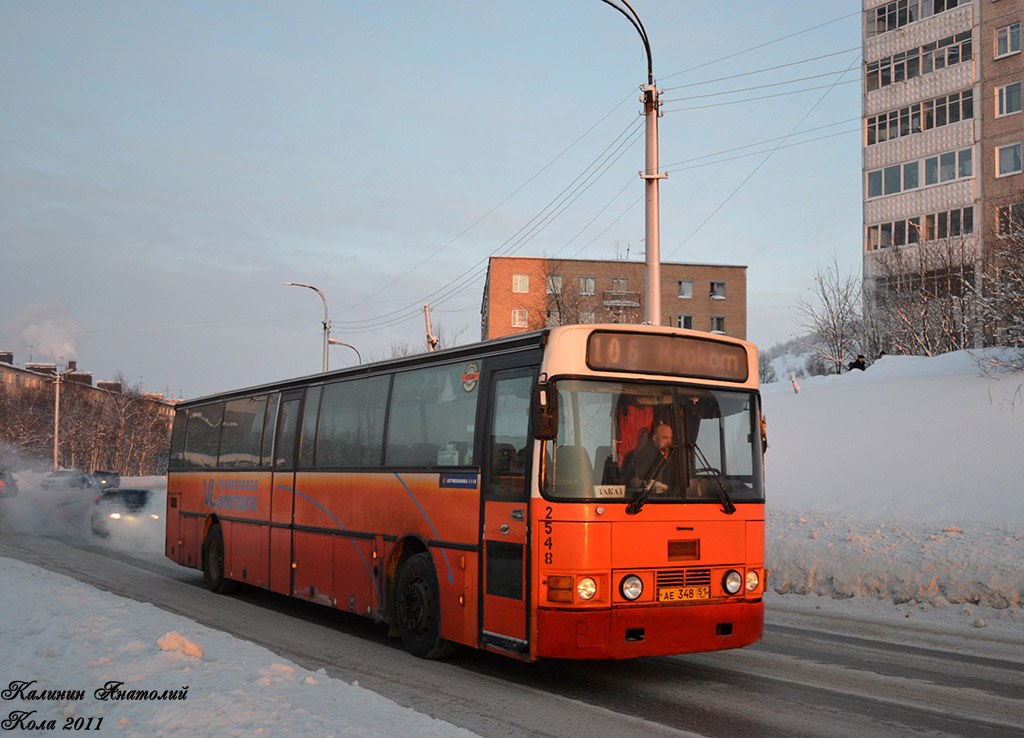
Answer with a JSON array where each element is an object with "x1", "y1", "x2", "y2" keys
[{"x1": 165, "y1": 325, "x2": 766, "y2": 660}]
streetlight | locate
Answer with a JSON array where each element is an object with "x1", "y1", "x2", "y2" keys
[
  {"x1": 328, "y1": 338, "x2": 362, "y2": 364},
  {"x1": 283, "y1": 282, "x2": 361, "y2": 371},
  {"x1": 283, "y1": 282, "x2": 330, "y2": 372}
]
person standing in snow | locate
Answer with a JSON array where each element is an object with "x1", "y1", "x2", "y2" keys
[{"x1": 848, "y1": 355, "x2": 866, "y2": 371}]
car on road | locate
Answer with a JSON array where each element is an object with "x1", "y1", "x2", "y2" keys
[
  {"x1": 41, "y1": 469, "x2": 91, "y2": 490},
  {"x1": 90, "y1": 487, "x2": 159, "y2": 537},
  {"x1": 0, "y1": 469, "x2": 18, "y2": 498},
  {"x1": 90, "y1": 470, "x2": 121, "y2": 489}
]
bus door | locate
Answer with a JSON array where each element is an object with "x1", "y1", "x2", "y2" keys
[
  {"x1": 269, "y1": 389, "x2": 303, "y2": 596},
  {"x1": 480, "y1": 369, "x2": 534, "y2": 655}
]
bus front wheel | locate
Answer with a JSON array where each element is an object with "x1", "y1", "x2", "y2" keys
[
  {"x1": 396, "y1": 552, "x2": 454, "y2": 659},
  {"x1": 203, "y1": 523, "x2": 240, "y2": 594}
]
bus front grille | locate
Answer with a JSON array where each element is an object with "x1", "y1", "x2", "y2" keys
[{"x1": 656, "y1": 568, "x2": 712, "y2": 587}]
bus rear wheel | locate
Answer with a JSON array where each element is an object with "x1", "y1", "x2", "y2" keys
[
  {"x1": 396, "y1": 552, "x2": 454, "y2": 659},
  {"x1": 203, "y1": 523, "x2": 240, "y2": 594}
]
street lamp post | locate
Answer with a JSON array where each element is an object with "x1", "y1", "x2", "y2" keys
[{"x1": 283, "y1": 282, "x2": 330, "y2": 372}]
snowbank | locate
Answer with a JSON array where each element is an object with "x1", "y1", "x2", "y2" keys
[{"x1": 763, "y1": 349, "x2": 1024, "y2": 628}]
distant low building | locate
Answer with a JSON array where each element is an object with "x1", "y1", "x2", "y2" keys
[
  {"x1": 0, "y1": 353, "x2": 176, "y2": 426},
  {"x1": 480, "y1": 256, "x2": 747, "y2": 341}
]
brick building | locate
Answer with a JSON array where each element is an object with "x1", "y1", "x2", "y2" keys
[
  {"x1": 480, "y1": 256, "x2": 747, "y2": 341},
  {"x1": 0, "y1": 352, "x2": 177, "y2": 426}
]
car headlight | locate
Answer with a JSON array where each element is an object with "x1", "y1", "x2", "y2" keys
[
  {"x1": 723, "y1": 570, "x2": 742, "y2": 595},
  {"x1": 109, "y1": 512, "x2": 122, "y2": 520},
  {"x1": 620, "y1": 575, "x2": 643, "y2": 601},
  {"x1": 745, "y1": 570, "x2": 760, "y2": 592},
  {"x1": 151, "y1": 514, "x2": 160, "y2": 520},
  {"x1": 576, "y1": 577, "x2": 597, "y2": 601}
]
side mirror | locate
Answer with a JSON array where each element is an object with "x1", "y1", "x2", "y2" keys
[{"x1": 531, "y1": 381, "x2": 558, "y2": 441}]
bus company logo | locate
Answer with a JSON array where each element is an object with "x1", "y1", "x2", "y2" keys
[
  {"x1": 203, "y1": 478, "x2": 258, "y2": 512},
  {"x1": 461, "y1": 363, "x2": 480, "y2": 392},
  {"x1": 439, "y1": 474, "x2": 478, "y2": 489}
]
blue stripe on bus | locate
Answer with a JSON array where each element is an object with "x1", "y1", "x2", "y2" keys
[
  {"x1": 393, "y1": 473, "x2": 455, "y2": 585},
  {"x1": 280, "y1": 484, "x2": 383, "y2": 604}
]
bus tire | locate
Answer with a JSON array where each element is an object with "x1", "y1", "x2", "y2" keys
[
  {"x1": 396, "y1": 552, "x2": 454, "y2": 659},
  {"x1": 203, "y1": 523, "x2": 240, "y2": 594}
]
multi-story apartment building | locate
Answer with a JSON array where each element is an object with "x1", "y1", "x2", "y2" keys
[
  {"x1": 481, "y1": 256, "x2": 747, "y2": 341},
  {"x1": 862, "y1": 0, "x2": 1024, "y2": 341}
]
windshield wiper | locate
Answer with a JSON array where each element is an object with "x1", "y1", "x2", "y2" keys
[
  {"x1": 691, "y1": 443, "x2": 736, "y2": 515},
  {"x1": 625, "y1": 445, "x2": 676, "y2": 515}
]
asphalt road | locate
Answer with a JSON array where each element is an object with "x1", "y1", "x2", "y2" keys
[{"x1": 2, "y1": 490, "x2": 1022, "y2": 738}]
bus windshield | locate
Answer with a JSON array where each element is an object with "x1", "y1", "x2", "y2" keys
[{"x1": 544, "y1": 379, "x2": 764, "y2": 504}]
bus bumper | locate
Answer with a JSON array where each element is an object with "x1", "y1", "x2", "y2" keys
[{"x1": 534, "y1": 600, "x2": 764, "y2": 660}]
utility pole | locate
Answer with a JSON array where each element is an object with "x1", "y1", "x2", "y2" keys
[
  {"x1": 424, "y1": 304, "x2": 440, "y2": 351},
  {"x1": 641, "y1": 82, "x2": 666, "y2": 326},
  {"x1": 602, "y1": 0, "x2": 664, "y2": 326},
  {"x1": 53, "y1": 369, "x2": 62, "y2": 471}
]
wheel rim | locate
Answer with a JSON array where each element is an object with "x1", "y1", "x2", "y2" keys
[{"x1": 399, "y1": 577, "x2": 430, "y2": 634}]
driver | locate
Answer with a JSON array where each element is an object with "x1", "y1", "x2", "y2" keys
[{"x1": 621, "y1": 421, "x2": 675, "y2": 493}]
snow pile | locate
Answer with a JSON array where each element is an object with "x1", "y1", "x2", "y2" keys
[
  {"x1": 763, "y1": 349, "x2": 1024, "y2": 628},
  {"x1": 0, "y1": 557, "x2": 479, "y2": 737}
]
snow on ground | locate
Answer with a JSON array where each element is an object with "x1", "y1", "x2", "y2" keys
[
  {"x1": 1, "y1": 349, "x2": 1022, "y2": 735},
  {"x1": 763, "y1": 349, "x2": 1024, "y2": 630},
  {"x1": 0, "y1": 557, "x2": 478, "y2": 738}
]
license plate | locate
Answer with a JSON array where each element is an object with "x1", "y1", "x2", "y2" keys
[{"x1": 657, "y1": 586, "x2": 710, "y2": 602}]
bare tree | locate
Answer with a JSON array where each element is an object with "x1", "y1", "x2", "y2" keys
[
  {"x1": 866, "y1": 237, "x2": 981, "y2": 356},
  {"x1": 971, "y1": 216, "x2": 1024, "y2": 371},
  {"x1": 794, "y1": 256, "x2": 863, "y2": 374}
]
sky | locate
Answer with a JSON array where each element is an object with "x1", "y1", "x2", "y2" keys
[
  {"x1": 1, "y1": 350, "x2": 1021, "y2": 736},
  {"x1": 0, "y1": 1, "x2": 864, "y2": 399}
]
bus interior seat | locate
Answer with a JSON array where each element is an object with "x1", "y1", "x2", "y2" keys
[
  {"x1": 492, "y1": 442, "x2": 516, "y2": 474},
  {"x1": 554, "y1": 445, "x2": 593, "y2": 496},
  {"x1": 593, "y1": 445, "x2": 615, "y2": 484}
]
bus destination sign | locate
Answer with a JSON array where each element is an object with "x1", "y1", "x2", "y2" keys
[{"x1": 587, "y1": 331, "x2": 749, "y2": 382}]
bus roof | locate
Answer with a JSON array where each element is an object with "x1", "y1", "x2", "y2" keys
[{"x1": 176, "y1": 325, "x2": 756, "y2": 409}]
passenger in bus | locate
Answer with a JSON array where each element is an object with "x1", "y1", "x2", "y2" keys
[{"x1": 621, "y1": 421, "x2": 676, "y2": 493}]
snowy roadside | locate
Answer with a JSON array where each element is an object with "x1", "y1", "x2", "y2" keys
[{"x1": 1, "y1": 556, "x2": 480, "y2": 738}]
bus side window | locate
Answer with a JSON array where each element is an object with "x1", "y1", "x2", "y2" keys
[{"x1": 488, "y1": 374, "x2": 532, "y2": 499}]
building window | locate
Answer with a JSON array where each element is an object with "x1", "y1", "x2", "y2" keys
[
  {"x1": 997, "y1": 143, "x2": 1023, "y2": 176},
  {"x1": 866, "y1": 0, "x2": 966, "y2": 39},
  {"x1": 710, "y1": 281, "x2": 726, "y2": 299},
  {"x1": 997, "y1": 82, "x2": 1022, "y2": 117},
  {"x1": 579, "y1": 276, "x2": 595, "y2": 296},
  {"x1": 867, "y1": 207, "x2": 974, "y2": 250},
  {"x1": 868, "y1": 147, "x2": 972, "y2": 197},
  {"x1": 710, "y1": 316, "x2": 726, "y2": 334},
  {"x1": 868, "y1": 170, "x2": 882, "y2": 198},
  {"x1": 512, "y1": 274, "x2": 529, "y2": 293},
  {"x1": 998, "y1": 202, "x2": 1024, "y2": 236},
  {"x1": 865, "y1": 31, "x2": 971, "y2": 91},
  {"x1": 580, "y1": 310, "x2": 596, "y2": 324},
  {"x1": 677, "y1": 279, "x2": 694, "y2": 299},
  {"x1": 674, "y1": 314, "x2": 694, "y2": 330},
  {"x1": 997, "y1": 23, "x2": 1021, "y2": 58},
  {"x1": 511, "y1": 309, "x2": 528, "y2": 328},
  {"x1": 546, "y1": 275, "x2": 562, "y2": 295},
  {"x1": 611, "y1": 277, "x2": 628, "y2": 292},
  {"x1": 545, "y1": 309, "x2": 561, "y2": 327}
]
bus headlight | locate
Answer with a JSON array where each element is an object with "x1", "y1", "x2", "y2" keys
[
  {"x1": 576, "y1": 577, "x2": 597, "y2": 601},
  {"x1": 620, "y1": 575, "x2": 643, "y2": 601},
  {"x1": 723, "y1": 570, "x2": 742, "y2": 595},
  {"x1": 745, "y1": 570, "x2": 760, "y2": 592}
]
